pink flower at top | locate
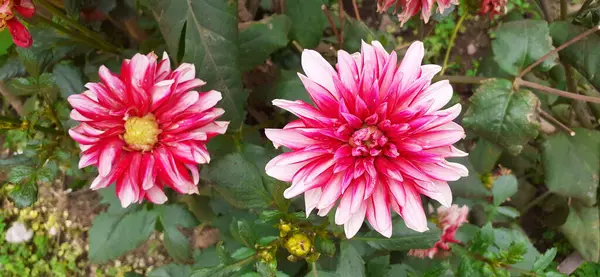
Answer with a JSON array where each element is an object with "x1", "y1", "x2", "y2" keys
[
  {"x1": 479, "y1": 0, "x2": 507, "y2": 17},
  {"x1": 68, "y1": 53, "x2": 228, "y2": 207},
  {"x1": 377, "y1": 0, "x2": 458, "y2": 26},
  {"x1": 0, "y1": 0, "x2": 35, "y2": 48},
  {"x1": 409, "y1": 204, "x2": 469, "y2": 258},
  {"x1": 264, "y1": 41, "x2": 468, "y2": 238}
]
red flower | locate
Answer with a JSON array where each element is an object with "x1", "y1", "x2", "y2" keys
[
  {"x1": 68, "y1": 53, "x2": 228, "y2": 207},
  {"x1": 409, "y1": 205, "x2": 469, "y2": 258},
  {"x1": 479, "y1": 0, "x2": 507, "y2": 17},
  {"x1": 378, "y1": 0, "x2": 459, "y2": 26},
  {"x1": 0, "y1": 0, "x2": 34, "y2": 48}
]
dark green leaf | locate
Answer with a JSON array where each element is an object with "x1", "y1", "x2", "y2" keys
[
  {"x1": 456, "y1": 256, "x2": 475, "y2": 277},
  {"x1": 35, "y1": 167, "x2": 55, "y2": 183},
  {"x1": 16, "y1": 47, "x2": 52, "y2": 77},
  {"x1": 496, "y1": 206, "x2": 520, "y2": 219},
  {"x1": 549, "y1": 22, "x2": 600, "y2": 91},
  {"x1": 491, "y1": 20, "x2": 557, "y2": 76},
  {"x1": 533, "y1": 248, "x2": 557, "y2": 273},
  {"x1": 231, "y1": 247, "x2": 256, "y2": 260},
  {"x1": 191, "y1": 256, "x2": 255, "y2": 277},
  {"x1": 271, "y1": 70, "x2": 313, "y2": 105},
  {"x1": 284, "y1": 0, "x2": 326, "y2": 48},
  {"x1": 492, "y1": 174, "x2": 518, "y2": 206},
  {"x1": 205, "y1": 152, "x2": 272, "y2": 209},
  {"x1": 256, "y1": 261, "x2": 278, "y2": 277},
  {"x1": 88, "y1": 209, "x2": 158, "y2": 263},
  {"x1": 316, "y1": 237, "x2": 336, "y2": 257},
  {"x1": 337, "y1": 241, "x2": 365, "y2": 277},
  {"x1": 448, "y1": 156, "x2": 491, "y2": 198},
  {"x1": 230, "y1": 220, "x2": 257, "y2": 248},
  {"x1": 7, "y1": 165, "x2": 34, "y2": 184},
  {"x1": 0, "y1": 56, "x2": 26, "y2": 81},
  {"x1": 383, "y1": 264, "x2": 414, "y2": 277},
  {"x1": 542, "y1": 128, "x2": 600, "y2": 206},
  {"x1": 559, "y1": 201, "x2": 600, "y2": 262},
  {"x1": 148, "y1": 264, "x2": 193, "y2": 277},
  {"x1": 470, "y1": 223, "x2": 495, "y2": 253},
  {"x1": 53, "y1": 63, "x2": 86, "y2": 98},
  {"x1": 469, "y1": 139, "x2": 503, "y2": 174},
  {"x1": 0, "y1": 30, "x2": 13, "y2": 55},
  {"x1": 355, "y1": 222, "x2": 441, "y2": 251},
  {"x1": 463, "y1": 79, "x2": 540, "y2": 155},
  {"x1": 343, "y1": 18, "x2": 395, "y2": 53},
  {"x1": 148, "y1": 0, "x2": 246, "y2": 129},
  {"x1": 366, "y1": 255, "x2": 389, "y2": 277},
  {"x1": 8, "y1": 77, "x2": 40, "y2": 96},
  {"x1": 8, "y1": 179, "x2": 38, "y2": 208},
  {"x1": 158, "y1": 205, "x2": 198, "y2": 262},
  {"x1": 239, "y1": 15, "x2": 291, "y2": 71}
]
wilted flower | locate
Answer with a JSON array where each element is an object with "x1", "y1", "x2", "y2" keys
[
  {"x1": 5, "y1": 221, "x2": 33, "y2": 244},
  {"x1": 68, "y1": 53, "x2": 228, "y2": 207},
  {"x1": 265, "y1": 41, "x2": 467, "y2": 238},
  {"x1": 0, "y1": 0, "x2": 34, "y2": 48},
  {"x1": 479, "y1": 0, "x2": 507, "y2": 16},
  {"x1": 378, "y1": 0, "x2": 458, "y2": 26},
  {"x1": 409, "y1": 204, "x2": 468, "y2": 258}
]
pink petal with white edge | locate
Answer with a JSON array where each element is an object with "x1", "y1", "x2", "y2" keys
[
  {"x1": 265, "y1": 150, "x2": 326, "y2": 182},
  {"x1": 264, "y1": 128, "x2": 319, "y2": 150},
  {"x1": 141, "y1": 154, "x2": 156, "y2": 190},
  {"x1": 398, "y1": 42, "x2": 424, "y2": 87},
  {"x1": 317, "y1": 172, "x2": 344, "y2": 209},
  {"x1": 301, "y1": 49, "x2": 337, "y2": 97},
  {"x1": 98, "y1": 140, "x2": 124, "y2": 177},
  {"x1": 145, "y1": 185, "x2": 168, "y2": 204},
  {"x1": 304, "y1": 188, "x2": 322, "y2": 217},
  {"x1": 344, "y1": 203, "x2": 366, "y2": 238},
  {"x1": 400, "y1": 184, "x2": 429, "y2": 232}
]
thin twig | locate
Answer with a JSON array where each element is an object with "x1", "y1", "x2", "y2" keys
[
  {"x1": 0, "y1": 82, "x2": 24, "y2": 116},
  {"x1": 441, "y1": 13, "x2": 468, "y2": 75},
  {"x1": 538, "y1": 0, "x2": 553, "y2": 23},
  {"x1": 560, "y1": 0, "x2": 568, "y2": 20},
  {"x1": 322, "y1": 5, "x2": 341, "y2": 48},
  {"x1": 338, "y1": 0, "x2": 345, "y2": 47},
  {"x1": 291, "y1": 40, "x2": 304, "y2": 53},
  {"x1": 433, "y1": 75, "x2": 490, "y2": 84},
  {"x1": 517, "y1": 78, "x2": 600, "y2": 104},
  {"x1": 352, "y1": 0, "x2": 361, "y2": 21},
  {"x1": 518, "y1": 25, "x2": 600, "y2": 78},
  {"x1": 538, "y1": 107, "x2": 576, "y2": 136}
]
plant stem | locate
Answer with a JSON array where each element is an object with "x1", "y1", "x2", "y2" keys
[
  {"x1": 352, "y1": 0, "x2": 361, "y2": 21},
  {"x1": 433, "y1": 75, "x2": 490, "y2": 84},
  {"x1": 537, "y1": 106, "x2": 576, "y2": 136},
  {"x1": 516, "y1": 78, "x2": 600, "y2": 104},
  {"x1": 560, "y1": 0, "x2": 568, "y2": 20},
  {"x1": 441, "y1": 13, "x2": 468, "y2": 75},
  {"x1": 322, "y1": 5, "x2": 341, "y2": 49},
  {"x1": 311, "y1": 262, "x2": 318, "y2": 277},
  {"x1": 538, "y1": 0, "x2": 553, "y2": 23},
  {"x1": 34, "y1": 0, "x2": 121, "y2": 53},
  {"x1": 338, "y1": 0, "x2": 345, "y2": 47},
  {"x1": 520, "y1": 190, "x2": 552, "y2": 215},
  {"x1": 518, "y1": 25, "x2": 600, "y2": 78}
]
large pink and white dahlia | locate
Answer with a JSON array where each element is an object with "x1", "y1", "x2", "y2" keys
[
  {"x1": 265, "y1": 41, "x2": 468, "y2": 238},
  {"x1": 68, "y1": 53, "x2": 228, "y2": 207},
  {"x1": 378, "y1": 0, "x2": 459, "y2": 26}
]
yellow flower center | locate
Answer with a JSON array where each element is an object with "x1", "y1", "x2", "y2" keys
[
  {"x1": 123, "y1": 114, "x2": 160, "y2": 151},
  {"x1": 285, "y1": 233, "x2": 312, "y2": 257}
]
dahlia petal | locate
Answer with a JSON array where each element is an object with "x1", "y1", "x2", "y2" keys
[
  {"x1": 186, "y1": 164, "x2": 200, "y2": 185},
  {"x1": 145, "y1": 185, "x2": 168, "y2": 204},
  {"x1": 79, "y1": 152, "x2": 98, "y2": 169},
  {"x1": 317, "y1": 172, "x2": 344, "y2": 209},
  {"x1": 412, "y1": 80, "x2": 452, "y2": 113},
  {"x1": 157, "y1": 91, "x2": 200, "y2": 122},
  {"x1": 301, "y1": 49, "x2": 337, "y2": 96},
  {"x1": 286, "y1": 158, "x2": 335, "y2": 198},
  {"x1": 337, "y1": 50, "x2": 359, "y2": 94},
  {"x1": 335, "y1": 190, "x2": 353, "y2": 225},
  {"x1": 90, "y1": 174, "x2": 113, "y2": 190},
  {"x1": 70, "y1": 110, "x2": 92, "y2": 121},
  {"x1": 265, "y1": 150, "x2": 326, "y2": 182},
  {"x1": 155, "y1": 147, "x2": 196, "y2": 194},
  {"x1": 155, "y1": 52, "x2": 172, "y2": 81},
  {"x1": 412, "y1": 122, "x2": 465, "y2": 148},
  {"x1": 98, "y1": 140, "x2": 124, "y2": 177},
  {"x1": 99, "y1": 66, "x2": 127, "y2": 101},
  {"x1": 172, "y1": 63, "x2": 196, "y2": 83},
  {"x1": 67, "y1": 94, "x2": 111, "y2": 119},
  {"x1": 141, "y1": 154, "x2": 156, "y2": 190},
  {"x1": 349, "y1": 178, "x2": 366, "y2": 213},
  {"x1": 69, "y1": 128, "x2": 99, "y2": 145},
  {"x1": 150, "y1": 79, "x2": 175, "y2": 110},
  {"x1": 304, "y1": 188, "x2": 322, "y2": 217},
  {"x1": 398, "y1": 42, "x2": 424, "y2": 87},
  {"x1": 272, "y1": 99, "x2": 333, "y2": 126},
  {"x1": 414, "y1": 179, "x2": 452, "y2": 207},
  {"x1": 400, "y1": 184, "x2": 429, "y2": 232},
  {"x1": 418, "y1": 162, "x2": 466, "y2": 181},
  {"x1": 369, "y1": 185, "x2": 392, "y2": 237},
  {"x1": 264, "y1": 128, "x2": 319, "y2": 150},
  {"x1": 298, "y1": 74, "x2": 339, "y2": 115},
  {"x1": 15, "y1": 0, "x2": 35, "y2": 18},
  {"x1": 344, "y1": 203, "x2": 366, "y2": 238},
  {"x1": 317, "y1": 202, "x2": 335, "y2": 217},
  {"x1": 117, "y1": 177, "x2": 137, "y2": 208},
  {"x1": 194, "y1": 90, "x2": 222, "y2": 111}
]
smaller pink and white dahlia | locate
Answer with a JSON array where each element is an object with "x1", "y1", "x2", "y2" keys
[
  {"x1": 68, "y1": 52, "x2": 228, "y2": 207},
  {"x1": 378, "y1": 0, "x2": 459, "y2": 26},
  {"x1": 409, "y1": 204, "x2": 468, "y2": 259},
  {"x1": 264, "y1": 41, "x2": 468, "y2": 239}
]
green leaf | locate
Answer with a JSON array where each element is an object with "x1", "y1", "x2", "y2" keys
[
  {"x1": 542, "y1": 128, "x2": 600, "y2": 206},
  {"x1": 337, "y1": 241, "x2": 366, "y2": 277},
  {"x1": 53, "y1": 63, "x2": 86, "y2": 98},
  {"x1": 383, "y1": 264, "x2": 414, "y2": 277},
  {"x1": 148, "y1": 0, "x2": 246, "y2": 129},
  {"x1": 205, "y1": 152, "x2": 272, "y2": 209},
  {"x1": 342, "y1": 18, "x2": 395, "y2": 53},
  {"x1": 532, "y1": 248, "x2": 557, "y2": 273},
  {"x1": 469, "y1": 139, "x2": 503, "y2": 174},
  {"x1": 8, "y1": 179, "x2": 38, "y2": 208},
  {"x1": 231, "y1": 247, "x2": 256, "y2": 260},
  {"x1": 157, "y1": 205, "x2": 198, "y2": 262},
  {"x1": 270, "y1": 70, "x2": 313, "y2": 105},
  {"x1": 491, "y1": 20, "x2": 557, "y2": 76},
  {"x1": 88, "y1": 208, "x2": 158, "y2": 263},
  {"x1": 448, "y1": 156, "x2": 491, "y2": 198},
  {"x1": 284, "y1": 0, "x2": 326, "y2": 48},
  {"x1": 8, "y1": 77, "x2": 38, "y2": 96},
  {"x1": 16, "y1": 47, "x2": 52, "y2": 77},
  {"x1": 148, "y1": 264, "x2": 192, "y2": 277},
  {"x1": 456, "y1": 256, "x2": 475, "y2": 277},
  {"x1": 239, "y1": 15, "x2": 291, "y2": 71},
  {"x1": 496, "y1": 206, "x2": 520, "y2": 219},
  {"x1": 191, "y1": 256, "x2": 255, "y2": 277},
  {"x1": 64, "y1": 0, "x2": 81, "y2": 17},
  {"x1": 0, "y1": 30, "x2": 13, "y2": 55},
  {"x1": 7, "y1": 165, "x2": 34, "y2": 184},
  {"x1": 559, "y1": 201, "x2": 600, "y2": 262},
  {"x1": 549, "y1": 22, "x2": 600, "y2": 91},
  {"x1": 366, "y1": 255, "x2": 389, "y2": 277},
  {"x1": 463, "y1": 79, "x2": 540, "y2": 155},
  {"x1": 355, "y1": 222, "x2": 441, "y2": 251},
  {"x1": 0, "y1": 55, "x2": 26, "y2": 81},
  {"x1": 492, "y1": 174, "x2": 518, "y2": 206},
  {"x1": 316, "y1": 237, "x2": 336, "y2": 257},
  {"x1": 470, "y1": 223, "x2": 495, "y2": 253},
  {"x1": 230, "y1": 219, "x2": 257, "y2": 248}
]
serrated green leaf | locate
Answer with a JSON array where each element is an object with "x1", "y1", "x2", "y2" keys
[
  {"x1": 456, "y1": 256, "x2": 475, "y2": 277},
  {"x1": 316, "y1": 237, "x2": 336, "y2": 257},
  {"x1": 8, "y1": 179, "x2": 38, "y2": 208},
  {"x1": 542, "y1": 128, "x2": 600, "y2": 206},
  {"x1": 8, "y1": 77, "x2": 40, "y2": 96},
  {"x1": 231, "y1": 220, "x2": 257, "y2": 248},
  {"x1": 469, "y1": 139, "x2": 503, "y2": 174},
  {"x1": 533, "y1": 248, "x2": 557, "y2": 273},
  {"x1": 239, "y1": 15, "x2": 291, "y2": 71},
  {"x1": 191, "y1": 256, "x2": 255, "y2": 277},
  {"x1": 148, "y1": 264, "x2": 192, "y2": 277},
  {"x1": 366, "y1": 255, "x2": 389, "y2": 277},
  {"x1": 470, "y1": 223, "x2": 495, "y2": 253},
  {"x1": 0, "y1": 55, "x2": 26, "y2": 81},
  {"x1": 549, "y1": 22, "x2": 600, "y2": 92},
  {"x1": 337, "y1": 241, "x2": 365, "y2": 277},
  {"x1": 158, "y1": 205, "x2": 198, "y2": 262},
  {"x1": 205, "y1": 152, "x2": 272, "y2": 209},
  {"x1": 284, "y1": 0, "x2": 326, "y2": 48},
  {"x1": 256, "y1": 260, "x2": 278, "y2": 277},
  {"x1": 559, "y1": 202, "x2": 600, "y2": 262},
  {"x1": 7, "y1": 165, "x2": 34, "y2": 184},
  {"x1": 492, "y1": 174, "x2": 518, "y2": 206},
  {"x1": 88, "y1": 209, "x2": 158, "y2": 263},
  {"x1": 355, "y1": 222, "x2": 440, "y2": 251},
  {"x1": 53, "y1": 63, "x2": 86, "y2": 98},
  {"x1": 231, "y1": 247, "x2": 256, "y2": 260},
  {"x1": 491, "y1": 20, "x2": 557, "y2": 76},
  {"x1": 463, "y1": 79, "x2": 540, "y2": 155},
  {"x1": 148, "y1": 0, "x2": 246, "y2": 129}
]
